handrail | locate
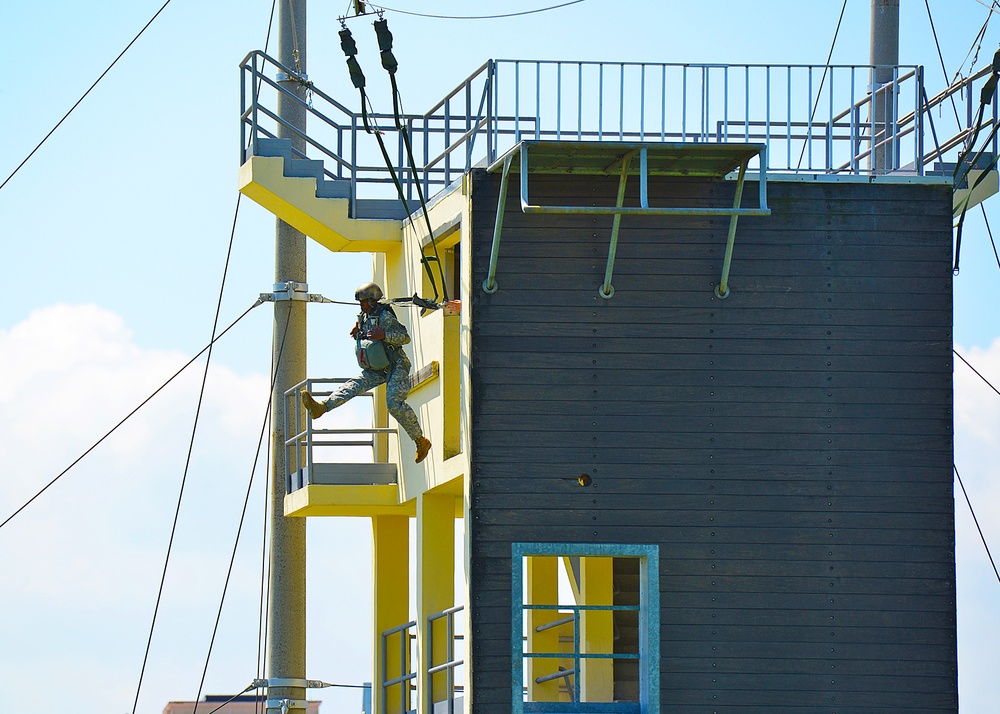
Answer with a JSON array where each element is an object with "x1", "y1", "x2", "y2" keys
[
  {"x1": 282, "y1": 377, "x2": 399, "y2": 492},
  {"x1": 380, "y1": 620, "x2": 417, "y2": 714},
  {"x1": 242, "y1": 54, "x2": 994, "y2": 210},
  {"x1": 426, "y1": 605, "x2": 465, "y2": 714}
]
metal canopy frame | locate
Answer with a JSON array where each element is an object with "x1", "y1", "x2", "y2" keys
[{"x1": 482, "y1": 140, "x2": 771, "y2": 299}]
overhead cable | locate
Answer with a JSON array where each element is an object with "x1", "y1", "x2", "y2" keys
[
  {"x1": 795, "y1": 0, "x2": 848, "y2": 171},
  {"x1": 954, "y1": 465, "x2": 1000, "y2": 586},
  {"x1": 191, "y1": 302, "x2": 291, "y2": 714},
  {"x1": 954, "y1": 348, "x2": 1000, "y2": 397},
  {"x1": 364, "y1": 0, "x2": 586, "y2": 21},
  {"x1": 0, "y1": 300, "x2": 261, "y2": 533},
  {"x1": 132, "y1": 190, "x2": 247, "y2": 714},
  {"x1": 0, "y1": 0, "x2": 174, "y2": 193},
  {"x1": 959, "y1": 1, "x2": 999, "y2": 81},
  {"x1": 923, "y1": 0, "x2": 963, "y2": 128}
]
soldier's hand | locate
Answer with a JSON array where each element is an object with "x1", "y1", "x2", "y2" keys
[
  {"x1": 368, "y1": 325, "x2": 386, "y2": 340},
  {"x1": 350, "y1": 323, "x2": 361, "y2": 338}
]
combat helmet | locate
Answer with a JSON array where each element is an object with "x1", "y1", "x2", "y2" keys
[{"x1": 355, "y1": 282, "x2": 384, "y2": 302}]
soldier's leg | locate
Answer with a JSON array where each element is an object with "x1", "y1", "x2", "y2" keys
[
  {"x1": 326, "y1": 370, "x2": 387, "y2": 409},
  {"x1": 302, "y1": 370, "x2": 386, "y2": 420},
  {"x1": 385, "y1": 366, "x2": 424, "y2": 443}
]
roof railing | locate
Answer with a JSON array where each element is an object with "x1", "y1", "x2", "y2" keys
[{"x1": 241, "y1": 53, "x2": 992, "y2": 206}]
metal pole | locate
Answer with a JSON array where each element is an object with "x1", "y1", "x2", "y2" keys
[
  {"x1": 268, "y1": 0, "x2": 308, "y2": 712},
  {"x1": 870, "y1": 0, "x2": 899, "y2": 172}
]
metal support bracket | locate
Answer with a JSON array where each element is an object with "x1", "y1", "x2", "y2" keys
[
  {"x1": 258, "y1": 282, "x2": 339, "y2": 305},
  {"x1": 266, "y1": 699, "x2": 308, "y2": 713},
  {"x1": 484, "y1": 141, "x2": 771, "y2": 300}
]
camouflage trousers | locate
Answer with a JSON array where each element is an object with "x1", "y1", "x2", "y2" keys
[{"x1": 324, "y1": 361, "x2": 424, "y2": 443}]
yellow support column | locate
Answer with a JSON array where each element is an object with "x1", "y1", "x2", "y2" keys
[
  {"x1": 417, "y1": 493, "x2": 455, "y2": 713},
  {"x1": 372, "y1": 516, "x2": 410, "y2": 714},
  {"x1": 580, "y1": 557, "x2": 615, "y2": 702},
  {"x1": 526, "y1": 556, "x2": 563, "y2": 702}
]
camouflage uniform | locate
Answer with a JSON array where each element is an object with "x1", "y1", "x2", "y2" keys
[{"x1": 322, "y1": 305, "x2": 425, "y2": 443}]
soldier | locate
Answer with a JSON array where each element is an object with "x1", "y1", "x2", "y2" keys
[{"x1": 301, "y1": 282, "x2": 432, "y2": 463}]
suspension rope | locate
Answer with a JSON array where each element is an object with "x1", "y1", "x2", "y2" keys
[
  {"x1": 374, "y1": 17, "x2": 449, "y2": 302},
  {"x1": 131, "y1": 187, "x2": 249, "y2": 714},
  {"x1": 191, "y1": 301, "x2": 292, "y2": 714},
  {"x1": 0, "y1": 0, "x2": 174, "y2": 193},
  {"x1": 336, "y1": 23, "x2": 447, "y2": 303},
  {"x1": 0, "y1": 300, "x2": 260, "y2": 533},
  {"x1": 954, "y1": 465, "x2": 1000, "y2": 585}
]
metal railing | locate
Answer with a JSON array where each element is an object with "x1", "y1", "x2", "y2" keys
[
  {"x1": 426, "y1": 605, "x2": 465, "y2": 714},
  {"x1": 380, "y1": 620, "x2": 416, "y2": 714},
  {"x1": 242, "y1": 52, "x2": 996, "y2": 207},
  {"x1": 283, "y1": 377, "x2": 397, "y2": 491},
  {"x1": 523, "y1": 603, "x2": 639, "y2": 707}
]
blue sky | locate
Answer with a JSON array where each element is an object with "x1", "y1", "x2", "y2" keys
[{"x1": 1, "y1": 1, "x2": 999, "y2": 712}]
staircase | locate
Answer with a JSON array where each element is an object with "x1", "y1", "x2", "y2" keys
[{"x1": 238, "y1": 137, "x2": 403, "y2": 253}]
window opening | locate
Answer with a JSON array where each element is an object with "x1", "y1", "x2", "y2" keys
[{"x1": 512, "y1": 543, "x2": 660, "y2": 714}]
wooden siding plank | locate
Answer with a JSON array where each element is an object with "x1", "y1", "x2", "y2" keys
[{"x1": 469, "y1": 171, "x2": 955, "y2": 712}]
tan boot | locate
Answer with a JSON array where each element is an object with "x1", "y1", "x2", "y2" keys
[
  {"x1": 301, "y1": 390, "x2": 327, "y2": 420},
  {"x1": 415, "y1": 437, "x2": 432, "y2": 464}
]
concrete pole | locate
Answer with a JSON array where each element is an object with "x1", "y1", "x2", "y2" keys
[
  {"x1": 870, "y1": 0, "x2": 900, "y2": 172},
  {"x1": 267, "y1": 0, "x2": 308, "y2": 712}
]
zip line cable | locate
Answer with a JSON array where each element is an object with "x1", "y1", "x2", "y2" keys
[
  {"x1": 954, "y1": 465, "x2": 1000, "y2": 585},
  {"x1": 960, "y1": 1, "x2": 999, "y2": 81},
  {"x1": 0, "y1": 300, "x2": 261, "y2": 533},
  {"x1": 364, "y1": 0, "x2": 587, "y2": 21},
  {"x1": 337, "y1": 23, "x2": 448, "y2": 302},
  {"x1": 374, "y1": 17, "x2": 450, "y2": 302},
  {"x1": 0, "y1": 0, "x2": 174, "y2": 193},
  {"x1": 795, "y1": 0, "x2": 848, "y2": 171},
  {"x1": 954, "y1": 347, "x2": 1000, "y2": 397},
  {"x1": 132, "y1": 190, "x2": 247, "y2": 714},
  {"x1": 191, "y1": 302, "x2": 291, "y2": 714}
]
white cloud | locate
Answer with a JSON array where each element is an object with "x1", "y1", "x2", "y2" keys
[
  {"x1": 0, "y1": 305, "x2": 375, "y2": 713},
  {"x1": 953, "y1": 339, "x2": 1000, "y2": 713}
]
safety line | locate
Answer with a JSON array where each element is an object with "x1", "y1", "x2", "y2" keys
[
  {"x1": 0, "y1": 0, "x2": 174, "y2": 193},
  {"x1": 192, "y1": 301, "x2": 291, "y2": 714},
  {"x1": 0, "y1": 301, "x2": 260, "y2": 533},
  {"x1": 954, "y1": 464, "x2": 1000, "y2": 585},
  {"x1": 132, "y1": 189, "x2": 247, "y2": 714},
  {"x1": 369, "y1": 0, "x2": 586, "y2": 21},
  {"x1": 954, "y1": 348, "x2": 1000, "y2": 397}
]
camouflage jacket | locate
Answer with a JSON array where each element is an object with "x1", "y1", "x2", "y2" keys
[{"x1": 359, "y1": 304, "x2": 411, "y2": 368}]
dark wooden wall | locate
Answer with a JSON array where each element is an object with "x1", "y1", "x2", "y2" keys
[{"x1": 468, "y1": 169, "x2": 956, "y2": 713}]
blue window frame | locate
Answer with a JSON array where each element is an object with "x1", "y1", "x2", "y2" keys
[{"x1": 511, "y1": 543, "x2": 660, "y2": 714}]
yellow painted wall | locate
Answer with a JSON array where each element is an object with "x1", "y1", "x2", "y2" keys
[
  {"x1": 372, "y1": 516, "x2": 410, "y2": 714},
  {"x1": 579, "y1": 557, "x2": 615, "y2": 702}
]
